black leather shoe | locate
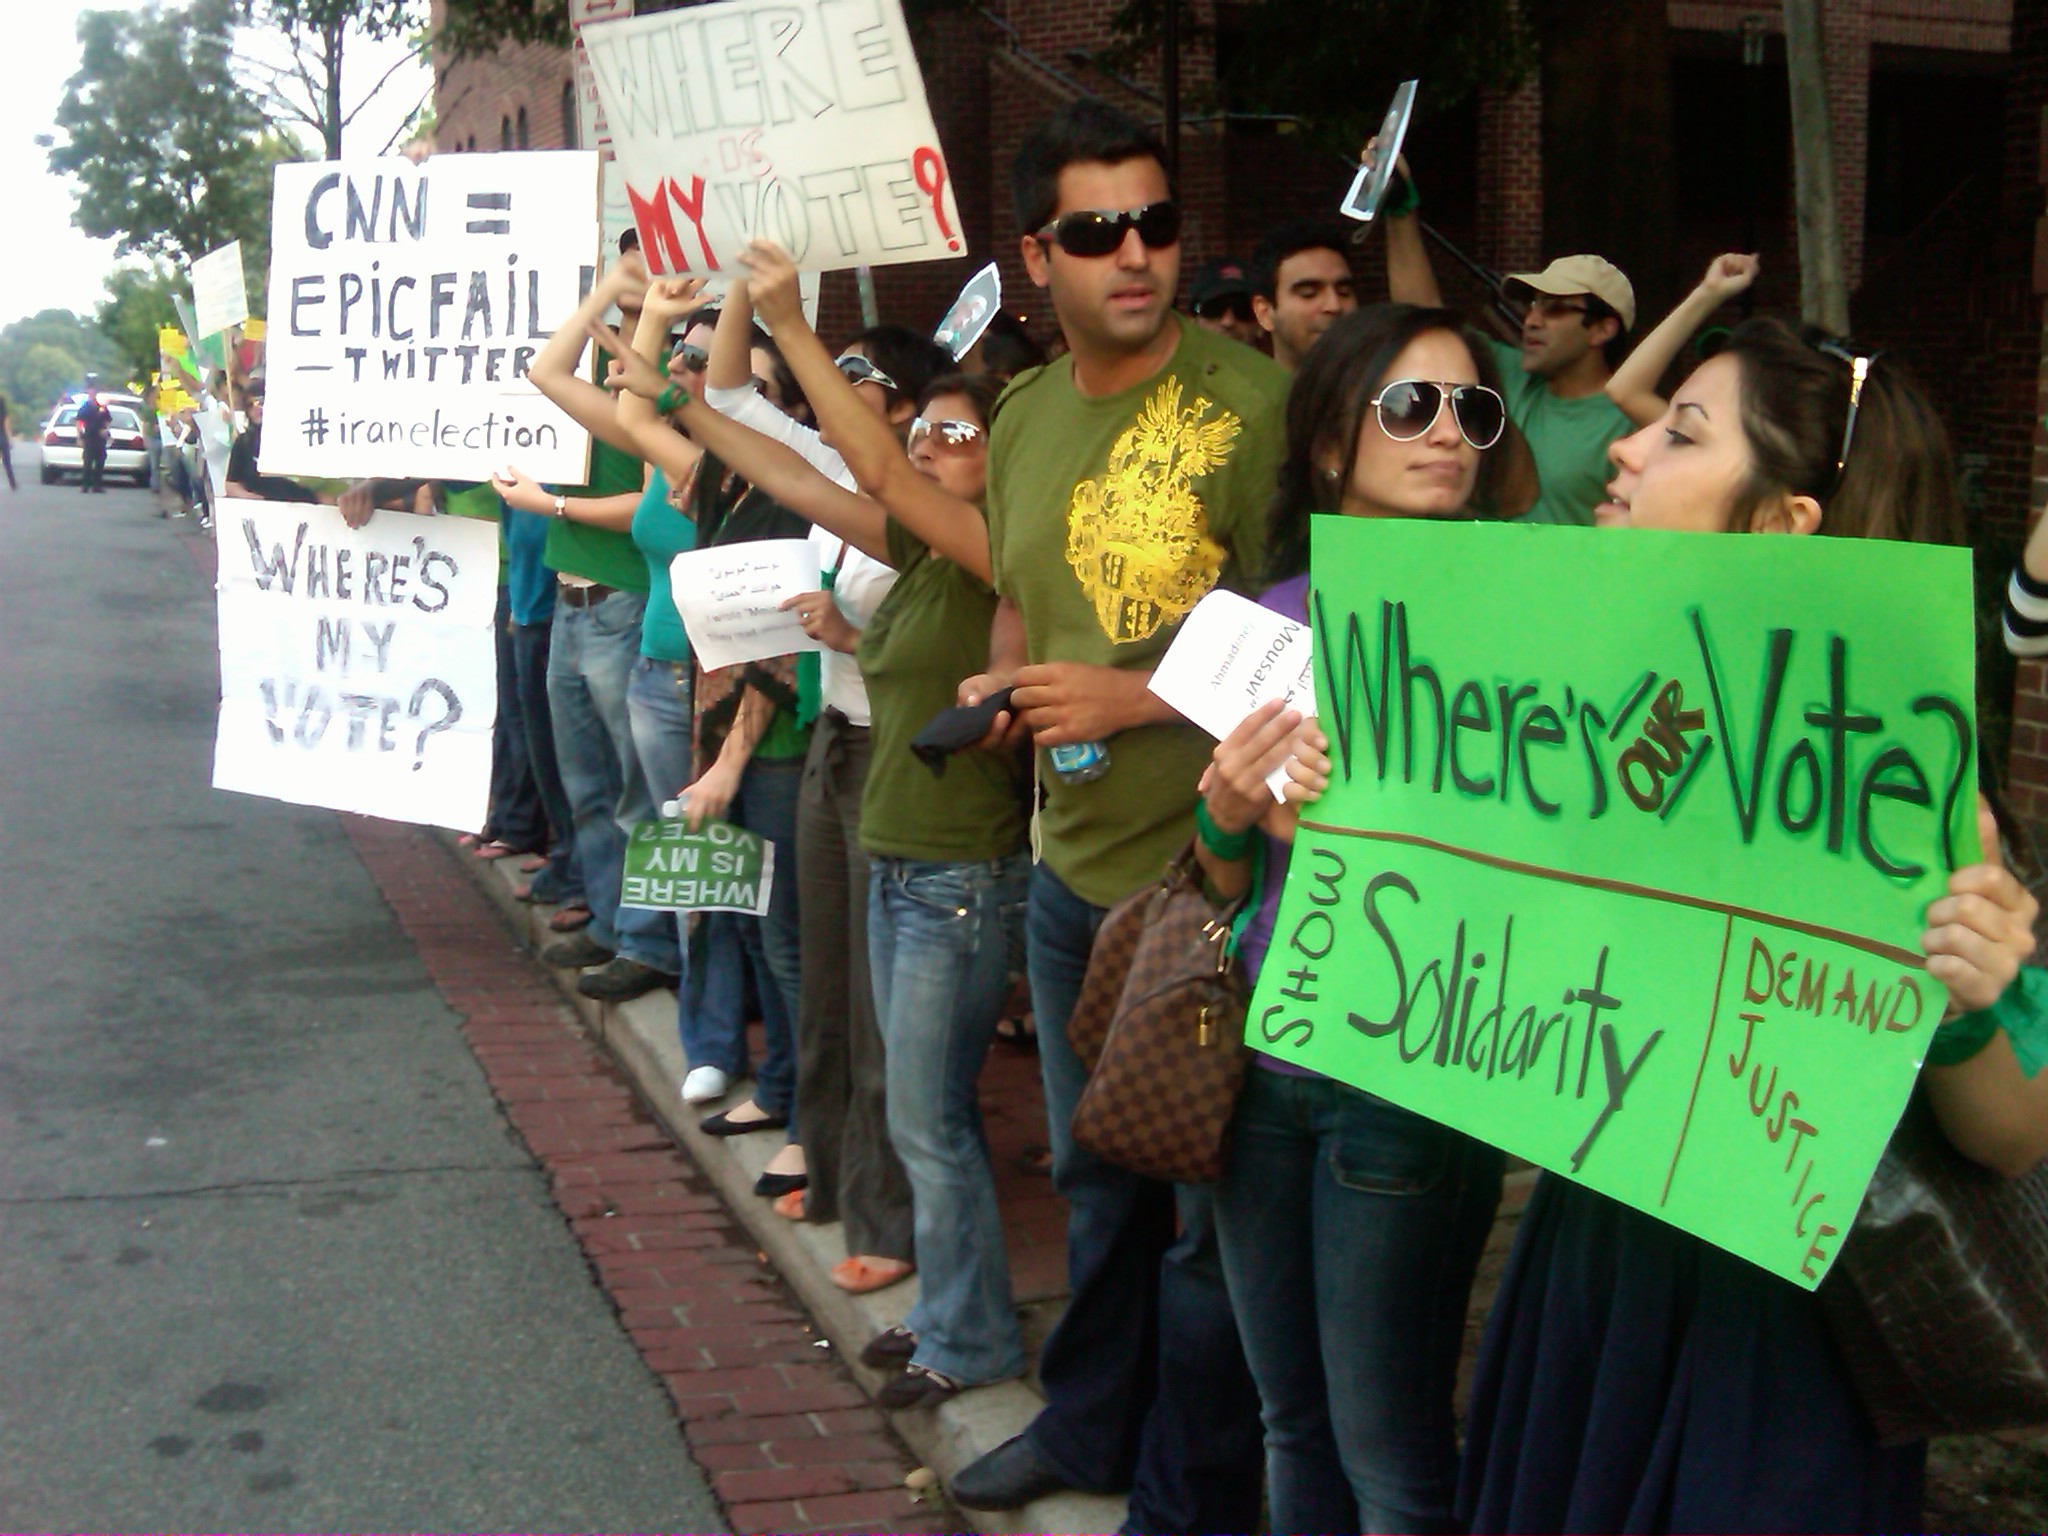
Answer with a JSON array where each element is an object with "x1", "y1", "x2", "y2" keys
[
  {"x1": 575, "y1": 956, "x2": 676, "y2": 1002},
  {"x1": 699, "y1": 1106, "x2": 791, "y2": 1137},
  {"x1": 859, "y1": 1324, "x2": 918, "y2": 1368},
  {"x1": 752, "y1": 1169, "x2": 808, "y2": 1198},
  {"x1": 949, "y1": 1433, "x2": 1073, "y2": 1510}
]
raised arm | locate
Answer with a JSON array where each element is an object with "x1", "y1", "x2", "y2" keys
[
  {"x1": 1371, "y1": 138, "x2": 1443, "y2": 309},
  {"x1": 1606, "y1": 254, "x2": 1758, "y2": 426},
  {"x1": 595, "y1": 318, "x2": 891, "y2": 564},
  {"x1": 617, "y1": 278, "x2": 708, "y2": 488},
  {"x1": 526, "y1": 249, "x2": 648, "y2": 456},
  {"x1": 740, "y1": 242, "x2": 992, "y2": 582}
]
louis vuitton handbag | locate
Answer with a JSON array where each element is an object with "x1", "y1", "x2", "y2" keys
[{"x1": 1066, "y1": 843, "x2": 1254, "y2": 1185}]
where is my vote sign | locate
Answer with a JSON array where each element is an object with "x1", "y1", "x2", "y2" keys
[
  {"x1": 261, "y1": 152, "x2": 601, "y2": 483},
  {"x1": 213, "y1": 501, "x2": 499, "y2": 832},
  {"x1": 621, "y1": 819, "x2": 775, "y2": 915},
  {"x1": 1250, "y1": 518, "x2": 1979, "y2": 1289},
  {"x1": 582, "y1": 0, "x2": 965, "y2": 275}
]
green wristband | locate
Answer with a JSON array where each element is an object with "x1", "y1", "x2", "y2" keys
[
  {"x1": 1195, "y1": 799, "x2": 1255, "y2": 862},
  {"x1": 1385, "y1": 174, "x2": 1420, "y2": 220},
  {"x1": 654, "y1": 382, "x2": 685, "y2": 416}
]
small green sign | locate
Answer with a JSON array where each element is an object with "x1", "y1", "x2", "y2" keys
[
  {"x1": 621, "y1": 819, "x2": 774, "y2": 916},
  {"x1": 1248, "y1": 517, "x2": 1979, "y2": 1289}
]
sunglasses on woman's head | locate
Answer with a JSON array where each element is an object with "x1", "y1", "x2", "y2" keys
[
  {"x1": 907, "y1": 416, "x2": 984, "y2": 453},
  {"x1": 836, "y1": 353, "x2": 900, "y2": 392},
  {"x1": 1370, "y1": 380, "x2": 1507, "y2": 451},
  {"x1": 1033, "y1": 200, "x2": 1182, "y2": 259}
]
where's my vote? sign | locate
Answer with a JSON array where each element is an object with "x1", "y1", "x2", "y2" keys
[
  {"x1": 1251, "y1": 518, "x2": 1980, "y2": 1289},
  {"x1": 582, "y1": 0, "x2": 964, "y2": 275}
]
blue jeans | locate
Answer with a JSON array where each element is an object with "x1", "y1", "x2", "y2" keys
[
  {"x1": 1214, "y1": 1069, "x2": 1505, "y2": 1534},
  {"x1": 545, "y1": 591, "x2": 679, "y2": 974},
  {"x1": 1023, "y1": 863, "x2": 1264, "y2": 1531},
  {"x1": 870, "y1": 853, "x2": 1029, "y2": 1385},
  {"x1": 680, "y1": 756, "x2": 802, "y2": 1122},
  {"x1": 485, "y1": 584, "x2": 547, "y2": 852},
  {"x1": 511, "y1": 618, "x2": 579, "y2": 906},
  {"x1": 628, "y1": 655, "x2": 695, "y2": 1023}
]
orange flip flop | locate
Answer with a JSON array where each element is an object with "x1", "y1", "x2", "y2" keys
[
  {"x1": 773, "y1": 1189, "x2": 806, "y2": 1220},
  {"x1": 830, "y1": 1256, "x2": 914, "y2": 1294}
]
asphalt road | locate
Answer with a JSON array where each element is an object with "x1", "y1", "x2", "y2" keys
[{"x1": 0, "y1": 449, "x2": 724, "y2": 1531}]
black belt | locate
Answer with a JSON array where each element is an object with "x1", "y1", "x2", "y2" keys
[{"x1": 556, "y1": 583, "x2": 617, "y2": 608}]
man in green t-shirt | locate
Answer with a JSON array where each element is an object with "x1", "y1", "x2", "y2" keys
[
  {"x1": 1381, "y1": 166, "x2": 1634, "y2": 525},
  {"x1": 946, "y1": 98, "x2": 1276, "y2": 1529}
]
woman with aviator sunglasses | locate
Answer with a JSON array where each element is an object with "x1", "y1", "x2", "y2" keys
[
  {"x1": 600, "y1": 251, "x2": 1033, "y2": 1411},
  {"x1": 1191, "y1": 305, "x2": 1515, "y2": 1535}
]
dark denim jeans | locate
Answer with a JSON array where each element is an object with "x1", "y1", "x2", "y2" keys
[
  {"x1": 511, "y1": 618, "x2": 579, "y2": 905},
  {"x1": 484, "y1": 584, "x2": 547, "y2": 852},
  {"x1": 1214, "y1": 1068, "x2": 1504, "y2": 1534},
  {"x1": 680, "y1": 756, "x2": 802, "y2": 1122},
  {"x1": 1022, "y1": 862, "x2": 1264, "y2": 1531},
  {"x1": 870, "y1": 853, "x2": 1029, "y2": 1385},
  {"x1": 545, "y1": 591, "x2": 679, "y2": 974}
]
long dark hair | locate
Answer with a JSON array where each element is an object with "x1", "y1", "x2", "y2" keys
[
  {"x1": 1265, "y1": 304, "x2": 1512, "y2": 583},
  {"x1": 1721, "y1": 316, "x2": 1963, "y2": 547}
]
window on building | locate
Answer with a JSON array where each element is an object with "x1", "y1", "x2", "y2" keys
[
  {"x1": 563, "y1": 81, "x2": 579, "y2": 149},
  {"x1": 500, "y1": 114, "x2": 512, "y2": 149},
  {"x1": 466, "y1": 134, "x2": 476, "y2": 152},
  {"x1": 517, "y1": 106, "x2": 529, "y2": 149}
]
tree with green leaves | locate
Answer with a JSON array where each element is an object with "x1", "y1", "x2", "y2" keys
[
  {"x1": 48, "y1": 0, "x2": 288, "y2": 267},
  {"x1": 0, "y1": 311, "x2": 128, "y2": 419},
  {"x1": 96, "y1": 268, "x2": 188, "y2": 385}
]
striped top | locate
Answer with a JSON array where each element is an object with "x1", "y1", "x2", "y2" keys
[{"x1": 2005, "y1": 565, "x2": 2048, "y2": 657}]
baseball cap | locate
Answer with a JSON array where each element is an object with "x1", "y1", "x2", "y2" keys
[
  {"x1": 1503, "y1": 255, "x2": 1636, "y2": 331},
  {"x1": 1190, "y1": 258, "x2": 1255, "y2": 314}
]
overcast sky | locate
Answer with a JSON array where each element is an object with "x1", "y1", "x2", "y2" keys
[{"x1": 4, "y1": 1, "x2": 433, "y2": 322}]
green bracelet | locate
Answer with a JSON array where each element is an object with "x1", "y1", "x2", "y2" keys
[
  {"x1": 654, "y1": 382, "x2": 685, "y2": 416},
  {"x1": 1195, "y1": 799, "x2": 1255, "y2": 861},
  {"x1": 1385, "y1": 174, "x2": 1420, "y2": 220}
]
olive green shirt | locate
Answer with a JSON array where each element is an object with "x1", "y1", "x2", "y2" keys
[
  {"x1": 986, "y1": 318, "x2": 1287, "y2": 908},
  {"x1": 857, "y1": 516, "x2": 1028, "y2": 863}
]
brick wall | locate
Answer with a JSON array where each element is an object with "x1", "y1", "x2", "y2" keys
[
  {"x1": 430, "y1": 0, "x2": 576, "y2": 156},
  {"x1": 1476, "y1": 80, "x2": 1543, "y2": 272}
]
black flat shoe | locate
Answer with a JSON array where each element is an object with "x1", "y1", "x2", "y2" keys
[
  {"x1": 752, "y1": 1169, "x2": 808, "y2": 1198},
  {"x1": 699, "y1": 1106, "x2": 791, "y2": 1137},
  {"x1": 950, "y1": 1433, "x2": 1075, "y2": 1510}
]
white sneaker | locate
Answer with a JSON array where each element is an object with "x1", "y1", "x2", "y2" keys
[{"x1": 681, "y1": 1066, "x2": 730, "y2": 1105}]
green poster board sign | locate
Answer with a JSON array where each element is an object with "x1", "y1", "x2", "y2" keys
[
  {"x1": 1247, "y1": 518, "x2": 1979, "y2": 1288},
  {"x1": 621, "y1": 819, "x2": 775, "y2": 915}
]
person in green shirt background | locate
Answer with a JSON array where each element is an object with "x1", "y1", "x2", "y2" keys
[{"x1": 1378, "y1": 143, "x2": 1635, "y2": 527}]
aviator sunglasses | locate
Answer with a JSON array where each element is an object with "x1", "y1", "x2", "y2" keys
[
  {"x1": 907, "y1": 416, "x2": 984, "y2": 454},
  {"x1": 1034, "y1": 200, "x2": 1182, "y2": 258},
  {"x1": 1370, "y1": 379, "x2": 1507, "y2": 451}
]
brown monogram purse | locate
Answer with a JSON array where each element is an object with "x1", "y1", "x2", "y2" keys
[{"x1": 1066, "y1": 843, "x2": 1252, "y2": 1185}]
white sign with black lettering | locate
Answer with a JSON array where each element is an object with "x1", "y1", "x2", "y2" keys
[
  {"x1": 261, "y1": 152, "x2": 601, "y2": 482},
  {"x1": 582, "y1": 0, "x2": 965, "y2": 276},
  {"x1": 190, "y1": 239, "x2": 250, "y2": 339},
  {"x1": 214, "y1": 501, "x2": 500, "y2": 830}
]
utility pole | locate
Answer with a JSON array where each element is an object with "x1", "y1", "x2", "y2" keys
[{"x1": 1784, "y1": 0, "x2": 1850, "y2": 334}]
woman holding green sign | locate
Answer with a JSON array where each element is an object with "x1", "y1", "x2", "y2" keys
[
  {"x1": 1193, "y1": 303, "x2": 1518, "y2": 1534},
  {"x1": 1454, "y1": 318, "x2": 2048, "y2": 1533}
]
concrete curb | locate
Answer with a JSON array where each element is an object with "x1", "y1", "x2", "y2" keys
[{"x1": 453, "y1": 839, "x2": 1126, "y2": 1536}]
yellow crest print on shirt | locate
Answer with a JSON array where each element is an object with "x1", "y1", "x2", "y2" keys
[{"x1": 1066, "y1": 377, "x2": 1242, "y2": 643}]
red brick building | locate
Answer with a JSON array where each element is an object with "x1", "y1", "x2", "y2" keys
[{"x1": 433, "y1": 0, "x2": 2048, "y2": 819}]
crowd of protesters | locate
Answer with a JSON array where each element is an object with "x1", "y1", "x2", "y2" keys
[{"x1": 180, "y1": 96, "x2": 2048, "y2": 1536}]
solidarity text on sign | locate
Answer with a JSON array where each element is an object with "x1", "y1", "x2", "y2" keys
[
  {"x1": 621, "y1": 819, "x2": 775, "y2": 915},
  {"x1": 582, "y1": 0, "x2": 964, "y2": 275},
  {"x1": 260, "y1": 152, "x2": 601, "y2": 482},
  {"x1": 1248, "y1": 519, "x2": 1979, "y2": 1289},
  {"x1": 214, "y1": 501, "x2": 500, "y2": 831}
]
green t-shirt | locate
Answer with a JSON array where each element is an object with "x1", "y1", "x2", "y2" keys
[
  {"x1": 856, "y1": 516, "x2": 1029, "y2": 863},
  {"x1": 1489, "y1": 340, "x2": 1632, "y2": 527},
  {"x1": 630, "y1": 467, "x2": 695, "y2": 663},
  {"x1": 543, "y1": 437, "x2": 649, "y2": 591},
  {"x1": 987, "y1": 318, "x2": 1287, "y2": 908}
]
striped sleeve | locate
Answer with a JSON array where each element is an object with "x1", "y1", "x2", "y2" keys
[{"x1": 2004, "y1": 565, "x2": 2048, "y2": 657}]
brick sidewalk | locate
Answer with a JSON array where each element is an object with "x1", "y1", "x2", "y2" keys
[{"x1": 341, "y1": 815, "x2": 957, "y2": 1534}]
